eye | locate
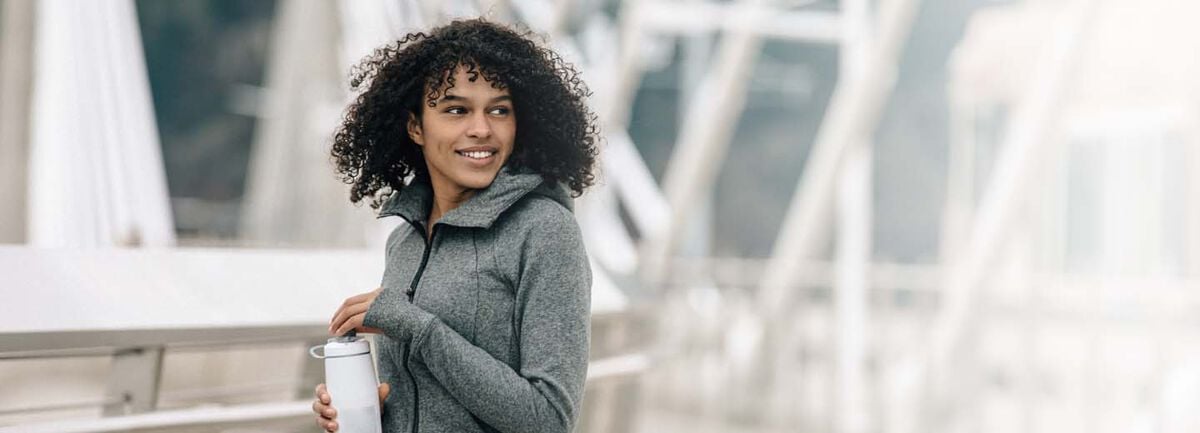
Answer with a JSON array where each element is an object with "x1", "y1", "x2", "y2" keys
[
  {"x1": 445, "y1": 106, "x2": 467, "y2": 115},
  {"x1": 488, "y1": 106, "x2": 511, "y2": 116}
]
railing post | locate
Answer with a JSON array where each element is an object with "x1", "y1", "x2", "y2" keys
[{"x1": 103, "y1": 346, "x2": 164, "y2": 416}]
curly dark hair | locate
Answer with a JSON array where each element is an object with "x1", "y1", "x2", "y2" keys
[{"x1": 330, "y1": 18, "x2": 600, "y2": 210}]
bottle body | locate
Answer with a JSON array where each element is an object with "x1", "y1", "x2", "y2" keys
[{"x1": 312, "y1": 337, "x2": 382, "y2": 433}]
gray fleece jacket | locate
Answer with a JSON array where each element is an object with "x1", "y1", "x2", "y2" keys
[{"x1": 363, "y1": 166, "x2": 592, "y2": 433}]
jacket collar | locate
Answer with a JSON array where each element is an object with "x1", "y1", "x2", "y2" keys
[{"x1": 377, "y1": 165, "x2": 572, "y2": 228}]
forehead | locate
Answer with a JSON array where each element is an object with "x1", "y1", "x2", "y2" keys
[{"x1": 429, "y1": 65, "x2": 511, "y2": 100}]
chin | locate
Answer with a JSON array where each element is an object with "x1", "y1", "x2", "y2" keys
[{"x1": 456, "y1": 170, "x2": 501, "y2": 190}]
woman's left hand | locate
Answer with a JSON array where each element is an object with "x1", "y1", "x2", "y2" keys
[{"x1": 329, "y1": 287, "x2": 385, "y2": 336}]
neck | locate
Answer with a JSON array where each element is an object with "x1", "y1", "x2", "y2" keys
[{"x1": 427, "y1": 179, "x2": 477, "y2": 233}]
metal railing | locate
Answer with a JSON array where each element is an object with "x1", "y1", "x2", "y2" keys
[{"x1": 0, "y1": 246, "x2": 648, "y2": 432}]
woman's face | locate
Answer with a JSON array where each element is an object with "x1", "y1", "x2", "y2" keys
[{"x1": 408, "y1": 66, "x2": 516, "y2": 197}]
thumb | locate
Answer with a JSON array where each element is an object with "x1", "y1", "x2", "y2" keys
[{"x1": 378, "y1": 382, "x2": 390, "y2": 404}]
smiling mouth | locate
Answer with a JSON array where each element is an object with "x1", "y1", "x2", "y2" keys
[{"x1": 456, "y1": 150, "x2": 496, "y2": 160}]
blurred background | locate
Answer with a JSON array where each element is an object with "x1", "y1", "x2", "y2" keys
[{"x1": 2, "y1": 0, "x2": 1200, "y2": 432}]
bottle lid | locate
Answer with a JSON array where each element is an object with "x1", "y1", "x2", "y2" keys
[{"x1": 320, "y1": 336, "x2": 370, "y2": 358}]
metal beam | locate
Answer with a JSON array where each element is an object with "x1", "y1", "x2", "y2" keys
[
  {"x1": 637, "y1": 1, "x2": 843, "y2": 44},
  {"x1": 26, "y1": 0, "x2": 174, "y2": 247},
  {"x1": 602, "y1": 0, "x2": 647, "y2": 130},
  {"x1": 605, "y1": 129, "x2": 670, "y2": 245},
  {"x1": 242, "y1": 0, "x2": 386, "y2": 248},
  {"x1": 834, "y1": 144, "x2": 872, "y2": 433},
  {"x1": 757, "y1": 0, "x2": 922, "y2": 318},
  {"x1": 0, "y1": 0, "x2": 35, "y2": 244},
  {"x1": 0, "y1": 350, "x2": 648, "y2": 433},
  {"x1": 925, "y1": 0, "x2": 1100, "y2": 429},
  {"x1": 929, "y1": 0, "x2": 1098, "y2": 374},
  {"x1": 641, "y1": 0, "x2": 769, "y2": 289},
  {"x1": 103, "y1": 347, "x2": 164, "y2": 416},
  {"x1": 939, "y1": 94, "x2": 977, "y2": 262},
  {"x1": 0, "y1": 327, "x2": 328, "y2": 358},
  {"x1": 0, "y1": 400, "x2": 314, "y2": 433},
  {"x1": 834, "y1": 0, "x2": 874, "y2": 428}
]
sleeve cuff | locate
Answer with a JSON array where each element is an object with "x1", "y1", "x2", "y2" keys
[{"x1": 364, "y1": 286, "x2": 436, "y2": 342}]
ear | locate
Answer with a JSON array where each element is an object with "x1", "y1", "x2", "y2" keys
[{"x1": 406, "y1": 111, "x2": 424, "y2": 146}]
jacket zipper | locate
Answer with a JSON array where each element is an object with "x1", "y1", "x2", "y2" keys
[
  {"x1": 403, "y1": 221, "x2": 437, "y2": 433},
  {"x1": 409, "y1": 224, "x2": 435, "y2": 299}
]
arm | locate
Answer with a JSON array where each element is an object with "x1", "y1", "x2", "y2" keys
[{"x1": 363, "y1": 211, "x2": 591, "y2": 433}]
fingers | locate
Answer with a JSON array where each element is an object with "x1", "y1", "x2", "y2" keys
[
  {"x1": 315, "y1": 383, "x2": 330, "y2": 404},
  {"x1": 330, "y1": 302, "x2": 371, "y2": 336},
  {"x1": 329, "y1": 288, "x2": 383, "y2": 336},
  {"x1": 378, "y1": 382, "x2": 391, "y2": 404},
  {"x1": 313, "y1": 397, "x2": 338, "y2": 432},
  {"x1": 313, "y1": 383, "x2": 337, "y2": 419},
  {"x1": 331, "y1": 310, "x2": 366, "y2": 337},
  {"x1": 314, "y1": 416, "x2": 339, "y2": 432},
  {"x1": 312, "y1": 398, "x2": 336, "y2": 417},
  {"x1": 312, "y1": 400, "x2": 337, "y2": 418}
]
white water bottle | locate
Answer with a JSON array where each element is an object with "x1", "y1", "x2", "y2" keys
[{"x1": 310, "y1": 332, "x2": 383, "y2": 433}]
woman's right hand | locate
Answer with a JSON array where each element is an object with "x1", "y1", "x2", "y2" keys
[{"x1": 313, "y1": 382, "x2": 391, "y2": 432}]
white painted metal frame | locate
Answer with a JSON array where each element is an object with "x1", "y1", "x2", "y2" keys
[
  {"x1": 833, "y1": 0, "x2": 874, "y2": 430},
  {"x1": 634, "y1": 0, "x2": 843, "y2": 43},
  {"x1": 26, "y1": 0, "x2": 175, "y2": 248},
  {"x1": 640, "y1": 0, "x2": 769, "y2": 287},
  {"x1": 0, "y1": 246, "x2": 644, "y2": 430},
  {"x1": 0, "y1": 0, "x2": 35, "y2": 244},
  {"x1": 926, "y1": 1, "x2": 1100, "y2": 431},
  {"x1": 757, "y1": 0, "x2": 922, "y2": 319}
]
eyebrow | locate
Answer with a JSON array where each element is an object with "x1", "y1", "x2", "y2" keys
[{"x1": 438, "y1": 94, "x2": 513, "y2": 104}]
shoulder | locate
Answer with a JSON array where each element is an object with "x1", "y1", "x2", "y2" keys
[
  {"x1": 490, "y1": 192, "x2": 586, "y2": 267},
  {"x1": 387, "y1": 221, "x2": 416, "y2": 243},
  {"x1": 384, "y1": 221, "x2": 416, "y2": 256},
  {"x1": 497, "y1": 193, "x2": 578, "y2": 237}
]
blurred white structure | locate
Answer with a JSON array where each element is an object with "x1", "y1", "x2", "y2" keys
[
  {"x1": 1, "y1": 0, "x2": 647, "y2": 432},
  {"x1": 23, "y1": 0, "x2": 175, "y2": 248},
  {"x1": 937, "y1": 1, "x2": 1200, "y2": 432},
  {"x1": 6, "y1": 0, "x2": 1200, "y2": 432},
  {"x1": 0, "y1": 0, "x2": 34, "y2": 244},
  {"x1": 239, "y1": 0, "x2": 382, "y2": 249}
]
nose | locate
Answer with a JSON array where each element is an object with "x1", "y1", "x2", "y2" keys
[{"x1": 465, "y1": 112, "x2": 493, "y2": 139}]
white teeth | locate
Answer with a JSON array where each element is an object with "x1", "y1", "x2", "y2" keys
[{"x1": 461, "y1": 151, "x2": 494, "y2": 160}]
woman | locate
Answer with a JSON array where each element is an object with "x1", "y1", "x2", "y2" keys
[{"x1": 313, "y1": 19, "x2": 598, "y2": 433}]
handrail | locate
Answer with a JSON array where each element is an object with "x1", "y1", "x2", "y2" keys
[
  {"x1": 0, "y1": 246, "x2": 645, "y2": 431},
  {"x1": 0, "y1": 352, "x2": 651, "y2": 433},
  {"x1": 0, "y1": 400, "x2": 313, "y2": 433},
  {"x1": 0, "y1": 325, "x2": 327, "y2": 359},
  {"x1": 1, "y1": 311, "x2": 636, "y2": 360}
]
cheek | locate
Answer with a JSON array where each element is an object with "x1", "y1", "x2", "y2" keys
[{"x1": 500, "y1": 121, "x2": 517, "y2": 151}]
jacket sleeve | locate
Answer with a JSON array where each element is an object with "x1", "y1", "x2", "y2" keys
[{"x1": 363, "y1": 209, "x2": 592, "y2": 433}]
